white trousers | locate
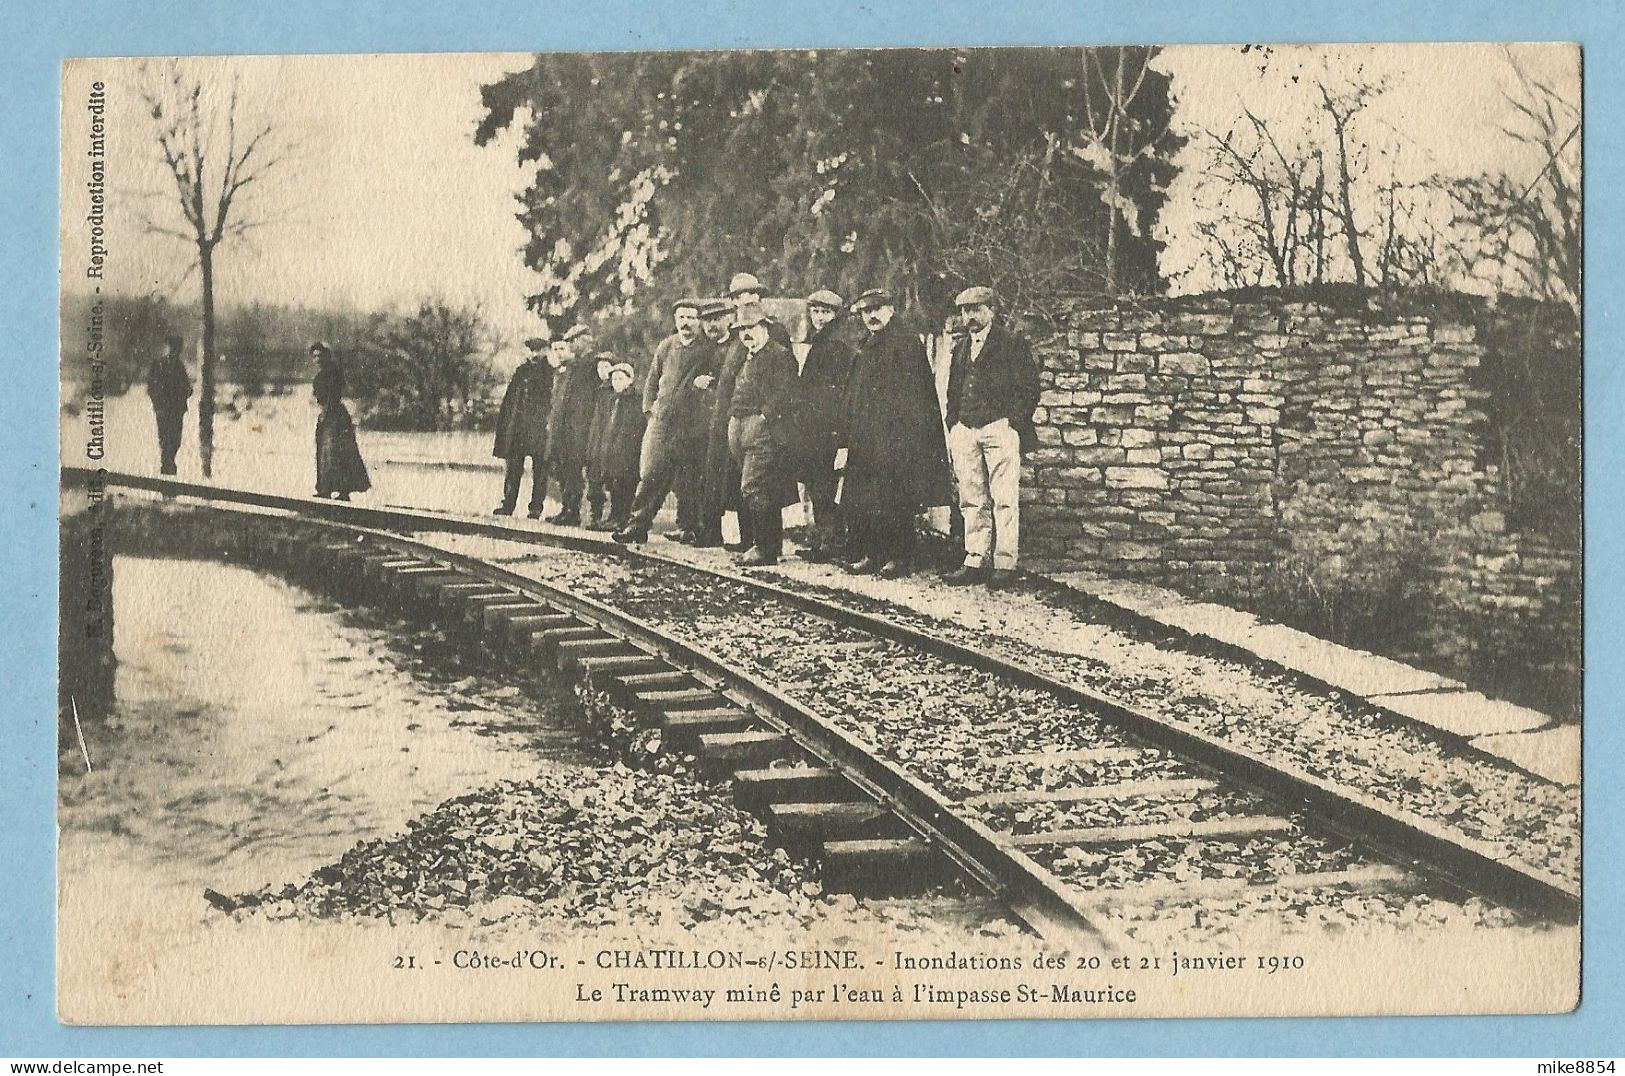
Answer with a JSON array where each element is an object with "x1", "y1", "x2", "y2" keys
[{"x1": 949, "y1": 418, "x2": 1022, "y2": 570}]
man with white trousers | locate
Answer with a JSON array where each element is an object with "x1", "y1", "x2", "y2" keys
[{"x1": 942, "y1": 286, "x2": 1041, "y2": 589}]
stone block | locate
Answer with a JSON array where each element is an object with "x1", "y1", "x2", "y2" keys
[
  {"x1": 1105, "y1": 466, "x2": 1170, "y2": 490},
  {"x1": 1159, "y1": 352, "x2": 1212, "y2": 377},
  {"x1": 1125, "y1": 447, "x2": 1163, "y2": 465},
  {"x1": 1103, "y1": 332, "x2": 1139, "y2": 351}
]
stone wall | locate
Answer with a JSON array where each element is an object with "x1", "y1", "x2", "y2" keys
[{"x1": 1022, "y1": 288, "x2": 1580, "y2": 714}]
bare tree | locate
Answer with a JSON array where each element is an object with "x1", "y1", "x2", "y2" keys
[
  {"x1": 1316, "y1": 79, "x2": 1384, "y2": 287},
  {"x1": 1072, "y1": 46, "x2": 1177, "y2": 292},
  {"x1": 1446, "y1": 51, "x2": 1581, "y2": 311},
  {"x1": 137, "y1": 61, "x2": 291, "y2": 476}
]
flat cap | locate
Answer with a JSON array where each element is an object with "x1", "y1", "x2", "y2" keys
[
  {"x1": 727, "y1": 272, "x2": 764, "y2": 297},
  {"x1": 733, "y1": 301, "x2": 772, "y2": 330},
  {"x1": 607, "y1": 362, "x2": 636, "y2": 381},
  {"x1": 953, "y1": 286, "x2": 998, "y2": 308},
  {"x1": 561, "y1": 324, "x2": 591, "y2": 343},
  {"x1": 850, "y1": 288, "x2": 893, "y2": 312},
  {"x1": 523, "y1": 336, "x2": 549, "y2": 350},
  {"x1": 699, "y1": 298, "x2": 734, "y2": 320},
  {"x1": 806, "y1": 289, "x2": 845, "y2": 309},
  {"x1": 671, "y1": 297, "x2": 703, "y2": 314}
]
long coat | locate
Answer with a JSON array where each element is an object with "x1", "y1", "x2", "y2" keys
[
  {"x1": 491, "y1": 359, "x2": 552, "y2": 459},
  {"x1": 313, "y1": 361, "x2": 371, "y2": 495},
  {"x1": 639, "y1": 333, "x2": 717, "y2": 474},
  {"x1": 729, "y1": 338, "x2": 801, "y2": 509},
  {"x1": 588, "y1": 388, "x2": 648, "y2": 483},
  {"x1": 583, "y1": 379, "x2": 617, "y2": 484},
  {"x1": 841, "y1": 319, "x2": 951, "y2": 516},
  {"x1": 700, "y1": 335, "x2": 751, "y2": 516},
  {"x1": 145, "y1": 355, "x2": 192, "y2": 416},
  {"x1": 794, "y1": 320, "x2": 857, "y2": 469},
  {"x1": 945, "y1": 322, "x2": 1041, "y2": 453},
  {"x1": 545, "y1": 360, "x2": 600, "y2": 476}
]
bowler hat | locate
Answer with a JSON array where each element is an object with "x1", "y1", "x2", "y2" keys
[
  {"x1": 850, "y1": 288, "x2": 893, "y2": 312},
  {"x1": 524, "y1": 336, "x2": 548, "y2": 350},
  {"x1": 672, "y1": 297, "x2": 702, "y2": 314},
  {"x1": 954, "y1": 286, "x2": 998, "y2": 308},
  {"x1": 727, "y1": 272, "x2": 764, "y2": 297},
  {"x1": 561, "y1": 324, "x2": 591, "y2": 343},
  {"x1": 699, "y1": 298, "x2": 733, "y2": 320},
  {"x1": 806, "y1": 289, "x2": 845, "y2": 310}
]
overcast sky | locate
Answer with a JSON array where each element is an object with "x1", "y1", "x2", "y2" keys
[{"x1": 60, "y1": 43, "x2": 1578, "y2": 340}]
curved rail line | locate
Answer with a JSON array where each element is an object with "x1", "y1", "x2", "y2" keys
[{"x1": 66, "y1": 466, "x2": 1580, "y2": 926}]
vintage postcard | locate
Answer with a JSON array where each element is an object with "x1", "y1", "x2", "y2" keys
[{"x1": 56, "y1": 42, "x2": 1581, "y2": 1024}]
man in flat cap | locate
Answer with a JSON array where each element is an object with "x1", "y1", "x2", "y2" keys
[
  {"x1": 727, "y1": 302, "x2": 801, "y2": 565},
  {"x1": 542, "y1": 324, "x2": 599, "y2": 526},
  {"x1": 491, "y1": 336, "x2": 554, "y2": 518},
  {"x1": 942, "y1": 286, "x2": 1040, "y2": 588},
  {"x1": 839, "y1": 289, "x2": 952, "y2": 578},
  {"x1": 614, "y1": 299, "x2": 719, "y2": 544},
  {"x1": 793, "y1": 289, "x2": 857, "y2": 560}
]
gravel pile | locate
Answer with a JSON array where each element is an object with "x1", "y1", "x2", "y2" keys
[
  {"x1": 977, "y1": 787, "x2": 1266, "y2": 837},
  {"x1": 226, "y1": 767, "x2": 818, "y2": 923},
  {"x1": 1045, "y1": 829, "x2": 1368, "y2": 890}
]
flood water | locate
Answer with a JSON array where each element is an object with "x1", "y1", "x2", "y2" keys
[{"x1": 58, "y1": 553, "x2": 1013, "y2": 1023}]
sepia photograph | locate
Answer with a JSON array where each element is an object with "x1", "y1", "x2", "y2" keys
[{"x1": 55, "y1": 41, "x2": 1581, "y2": 1024}]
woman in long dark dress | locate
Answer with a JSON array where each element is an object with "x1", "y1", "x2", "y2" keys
[{"x1": 310, "y1": 341, "x2": 371, "y2": 500}]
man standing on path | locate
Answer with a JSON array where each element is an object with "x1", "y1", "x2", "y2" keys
[
  {"x1": 145, "y1": 334, "x2": 192, "y2": 475},
  {"x1": 941, "y1": 286, "x2": 1040, "y2": 589},
  {"x1": 839, "y1": 289, "x2": 952, "y2": 578},
  {"x1": 491, "y1": 336, "x2": 553, "y2": 518},
  {"x1": 727, "y1": 302, "x2": 800, "y2": 566},
  {"x1": 793, "y1": 289, "x2": 856, "y2": 561},
  {"x1": 543, "y1": 324, "x2": 599, "y2": 526},
  {"x1": 612, "y1": 299, "x2": 717, "y2": 544}
]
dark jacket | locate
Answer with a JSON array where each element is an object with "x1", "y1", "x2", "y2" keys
[
  {"x1": 640, "y1": 333, "x2": 717, "y2": 461},
  {"x1": 945, "y1": 322, "x2": 1041, "y2": 453},
  {"x1": 313, "y1": 361, "x2": 347, "y2": 410},
  {"x1": 584, "y1": 379, "x2": 617, "y2": 483},
  {"x1": 545, "y1": 360, "x2": 600, "y2": 473},
  {"x1": 588, "y1": 386, "x2": 647, "y2": 483},
  {"x1": 841, "y1": 319, "x2": 952, "y2": 516},
  {"x1": 795, "y1": 320, "x2": 858, "y2": 462},
  {"x1": 145, "y1": 355, "x2": 192, "y2": 415},
  {"x1": 700, "y1": 334, "x2": 751, "y2": 514},
  {"x1": 492, "y1": 359, "x2": 552, "y2": 459},
  {"x1": 731, "y1": 338, "x2": 799, "y2": 424}
]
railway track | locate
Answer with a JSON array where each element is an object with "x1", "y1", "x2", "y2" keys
[{"x1": 66, "y1": 467, "x2": 1580, "y2": 941}]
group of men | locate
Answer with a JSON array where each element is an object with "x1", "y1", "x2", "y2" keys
[{"x1": 492, "y1": 272, "x2": 1040, "y2": 587}]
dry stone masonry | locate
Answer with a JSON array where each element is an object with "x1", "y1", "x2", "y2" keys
[{"x1": 1023, "y1": 288, "x2": 1579, "y2": 717}]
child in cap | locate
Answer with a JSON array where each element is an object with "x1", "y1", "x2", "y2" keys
[{"x1": 587, "y1": 362, "x2": 647, "y2": 531}]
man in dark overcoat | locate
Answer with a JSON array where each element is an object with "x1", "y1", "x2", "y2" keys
[
  {"x1": 942, "y1": 286, "x2": 1041, "y2": 588},
  {"x1": 491, "y1": 336, "x2": 553, "y2": 517},
  {"x1": 793, "y1": 289, "x2": 857, "y2": 560},
  {"x1": 693, "y1": 299, "x2": 751, "y2": 550},
  {"x1": 145, "y1": 334, "x2": 192, "y2": 475},
  {"x1": 613, "y1": 299, "x2": 717, "y2": 544},
  {"x1": 838, "y1": 289, "x2": 952, "y2": 578},
  {"x1": 727, "y1": 302, "x2": 801, "y2": 565},
  {"x1": 543, "y1": 324, "x2": 599, "y2": 526}
]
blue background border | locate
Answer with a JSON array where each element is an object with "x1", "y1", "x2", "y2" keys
[{"x1": 3, "y1": 0, "x2": 1618, "y2": 1057}]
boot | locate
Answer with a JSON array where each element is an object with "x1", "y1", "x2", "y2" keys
[{"x1": 612, "y1": 524, "x2": 649, "y2": 544}]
